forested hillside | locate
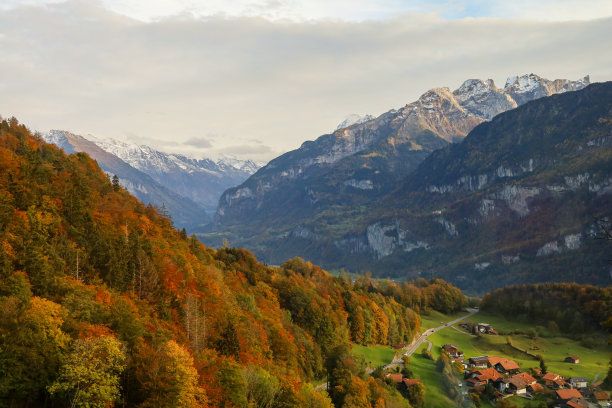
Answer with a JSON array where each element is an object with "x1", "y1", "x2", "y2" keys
[
  {"x1": 481, "y1": 283, "x2": 612, "y2": 334},
  {"x1": 0, "y1": 117, "x2": 465, "y2": 408}
]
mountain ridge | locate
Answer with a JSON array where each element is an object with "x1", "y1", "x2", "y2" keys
[{"x1": 204, "y1": 80, "x2": 610, "y2": 294}]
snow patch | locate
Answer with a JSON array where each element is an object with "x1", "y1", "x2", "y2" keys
[{"x1": 344, "y1": 179, "x2": 374, "y2": 190}]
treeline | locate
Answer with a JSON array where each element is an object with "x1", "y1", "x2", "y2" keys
[
  {"x1": 480, "y1": 283, "x2": 612, "y2": 334},
  {"x1": 0, "y1": 118, "x2": 465, "y2": 408}
]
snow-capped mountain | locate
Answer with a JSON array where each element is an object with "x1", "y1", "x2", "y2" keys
[
  {"x1": 42, "y1": 131, "x2": 261, "y2": 230},
  {"x1": 336, "y1": 114, "x2": 376, "y2": 130},
  {"x1": 74, "y1": 136, "x2": 260, "y2": 213},
  {"x1": 42, "y1": 130, "x2": 210, "y2": 231},
  {"x1": 207, "y1": 73, "x2": 592, "y2": 267}
]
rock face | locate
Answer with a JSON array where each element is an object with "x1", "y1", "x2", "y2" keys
[
  {"x1": 205, "y1": 81, "x2": 611, "y2": 294},
  {"x1": 209, "y1": 74, "x2": 588, "y2": 238}
]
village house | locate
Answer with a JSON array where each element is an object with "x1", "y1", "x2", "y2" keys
[
  {"x1": 477, "y1": 323, "x2": 493, "y2": 333},
  {"x1": 529, "y1": 383, "x2": 545, "y2": 394},
  {"x1": 442, "y1": 343, "x2": 464, "y2": 361},
  {"x1": 468, "y1": 356, "x2": 489, "y2": 369},
  {"x1": 593, "y1": 391, "x2": 610, "y2": 407},
  {"x1": 565, "y1": 355, "x2": 580, "y2": 364},
  {"x1": 402, "y1": 378, "x2": 422, "y2": 388},
  {"x1": 512, "y1": 372, "x2": 537, "y2": 386},
  {"x1": 569, "y1": 377, "x2": 589, "y2": 389},
  {"x1": 494, "y1": 359, "x2": 520, "y2": 375},
  {"x1": 560, "y1": 397, "x2": 589, "y2": 408},
  {"x1": 468, "y1": 367, "x2": 503, "y2": 384},
  {"x1": 442, "y1": 343, "x2": 458, "y2": 355},
  {"x1": 556, "y1": 388, "x2": 585, "y2": 401},
  {"x1": 543, "y1": 372, "x2": 567, "y2": 388},
  {"x1": 385, "y1": 373, "x2": 403, "y2": 385},
  {"x1": 467, "y1": 377, "x2": 487, "y2": 388},
  {"x1": 500, "y1": 377, "x2": 528, "y2": 395}
]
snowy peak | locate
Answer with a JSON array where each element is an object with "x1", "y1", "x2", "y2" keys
[
  {"x1": 336, "y1": 114, "x2": 376, "y2": 130},
  {"x1": 503, "y1": 73, "x2": 590, "y2": 105},
  {"x1": 453, "y1": 78, "x2": 517, "y2": 120}
]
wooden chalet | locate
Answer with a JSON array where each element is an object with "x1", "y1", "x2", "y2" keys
[
  {"x1": 468, "y1": 356, "x2": 489, "y2": 369},
  {"x1": 512, "y1": 372, "x2": 537, "y2": 386},
  {"x1": 565, "y1": 355, "x2": 580, "y2": 364},
  {"x1": 542, "y1": 372, "x2": 566, "y2": 388},
  {"x1": 494, "y1": 359, "x2": 520, "y2": 375}
]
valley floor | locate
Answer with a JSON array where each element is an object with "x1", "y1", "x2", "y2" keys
[{"x1": 353, "y1": 309, "x2": 610, "y2": 408}]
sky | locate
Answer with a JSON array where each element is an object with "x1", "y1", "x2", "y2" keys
[{"x1": 1, "y1": 0, "x2": 611, "y2": 162}]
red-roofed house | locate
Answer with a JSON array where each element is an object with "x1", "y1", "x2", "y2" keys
[
  {"x1": 512, "y1": 372, "x2": 537, "y2": 386},
  {"x1": 402, "y1": 378, "x2": 422, "y2": 388},
  {"x1": 494, "y1": 359, "x2": 520, "y2": 375},
  {"x1": 487, "y1": 356, "x2": 503, "y2": 367},
  {"x1": 543, "y1": 372, "x2": 565, "y2": 387},
  {"x1": 385, "y1": 373, "x2": 403, "y2": 384},
  {"x1": 528, "y1": 383, "x2": 544, "y2": 394},
  {"x1": 556, "y1": 389, "x2": 584, "y2": 400},
  {"x1": 564, "y1": 398, "x2": 588, "y2": 408},
  {"x1": 594, "y1": 391, "x2": 610, "y2": 407},
  {"x1": 470, "y1": 368, "x2": 503, "y2": 383},
  {"x1": 564, "y1": 355, "x2": 580, "y2": 364}
]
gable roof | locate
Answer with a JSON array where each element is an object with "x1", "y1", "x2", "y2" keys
[
  {"x1": 529, "y1": 383, "x2": 544, "y2": 393},
  {"x1": 473, "y1": 368, "x2": 503, "y2": 382},
  {"x1": 594, "y1": 391, "x2": 610, "y2": 401},
  {"x1": 506, "y1": 378, "x2": 527, "y2": 390},
  {"x1": 403, "y1": 378, "x2": 422, "y2": 387},
  {"x1": 542, "y1": 372, "x2": 562, "y2": 381},
  {"x1": 385, "y1": 373, "x2": 403, "y2": 384},
  {"x1": 496, "y1": 359, "x2": 520, "y2": 371},
  {"x1": 469, "y1": 356, "x2": 488, "y2": 363},
  {"x1": 556, "y1": 389, "x2": 584, "y2": 400},
  {"x1": 512, "y1": 372, "x2": 537, "y2": 385},
  {"x1": 569, "y1": 377, "x2": 588, "y2": 382},
  {"x1": 487, "y1": 356, "x2": 503, "y2": 366}
]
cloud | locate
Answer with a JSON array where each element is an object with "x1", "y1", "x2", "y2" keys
[
  {"x1": 183, "y1": 137, "x2": 214, "y2": 148},
  {"x1": 216, "y1": 144, "x2": 274, "y2": 155},
  {"x1": 0, "y1": 1, "x2": 611, "y2": 162}
]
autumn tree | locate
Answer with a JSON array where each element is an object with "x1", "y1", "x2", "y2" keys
[
  {"x1": 48, "y1": 335, "x2": 126, "y2": 408},
  {"x1": 134, "y1": 340, "x2": 206, "y2": 408}
]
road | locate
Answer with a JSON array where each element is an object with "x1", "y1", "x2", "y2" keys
[{"x1": 382, "y1": 308, "x2": 479, "y2": 370}]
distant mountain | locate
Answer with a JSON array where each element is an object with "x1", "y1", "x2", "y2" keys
[
  {"x1": 208, "y1": 82, "x2": 611, "y2": 294},
  {"x1": 43, "y1": 130, "x2": 209, "y2": 231},
  {"x1": 204, "y1": 74, "x2": 591, "y2": 276},
  {"x1": 89, "y1": 137, "x2": 259, "y2": 213},
  {"x1": 43, "y1": 131, "x2": 260, "y2": 231}
]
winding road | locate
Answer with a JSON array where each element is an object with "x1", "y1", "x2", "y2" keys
[{"x1": 382, "y1": 308, "x2": 479, "y2": 370}]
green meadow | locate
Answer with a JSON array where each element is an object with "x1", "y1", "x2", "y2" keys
[
  {"x1": 356, "y1": 309, "x2": 610, "y2": 407},
  {"x1": 351, "y1": 344, "x2": 397, "y2": 370}
]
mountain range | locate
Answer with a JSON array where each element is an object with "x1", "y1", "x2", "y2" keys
[
  {"x1": 201, "y1": 74, "x2": 612, "y2": 294},
  {"x1": 42, "y1": 130, "x2": 258, "y2": 231}
]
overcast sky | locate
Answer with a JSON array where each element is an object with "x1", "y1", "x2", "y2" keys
[{"x1": 1, "y1": 1, "x2": 611, "y2": 161}]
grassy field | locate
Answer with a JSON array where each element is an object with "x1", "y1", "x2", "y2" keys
[
  {"x1": 354, "y1": 310, "x2": 610, "y2": 408},
  {"x1": 408, "y1": 344, "x2": 457, "y2": 408},
  {"x1": 419, "y1": 309, "x2": 469, "y2": 331},
  {"x1": 427, "y1": 311, "x2": 610, "y2": 381},
  {"x1": 351, "y1": 344, "x2": 397, "y2": 370}
]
